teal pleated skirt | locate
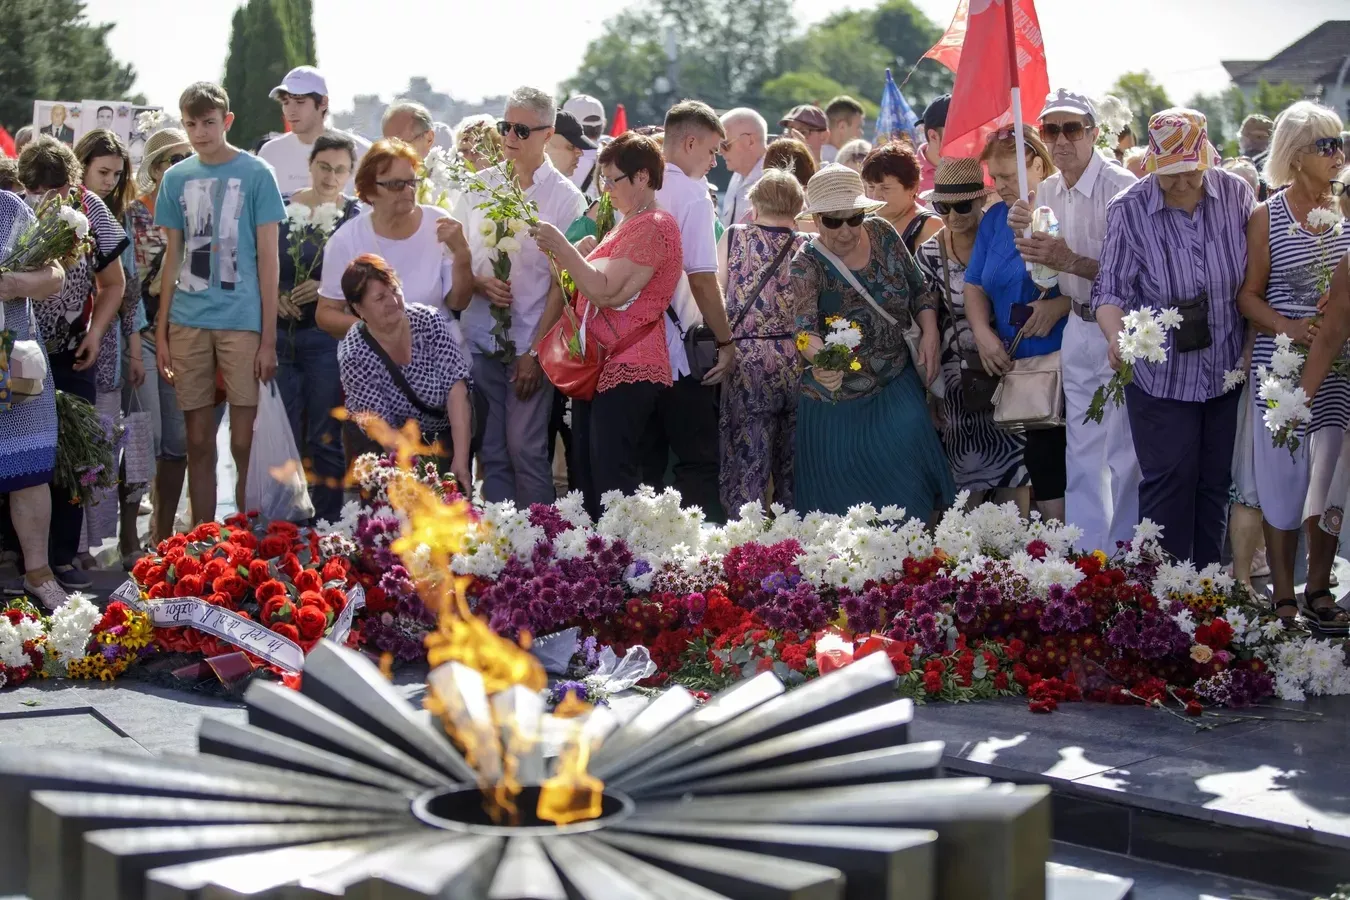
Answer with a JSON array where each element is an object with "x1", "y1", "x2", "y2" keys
[{"x1": 794, "y1": 363, "x2": 956, "y2": 520}]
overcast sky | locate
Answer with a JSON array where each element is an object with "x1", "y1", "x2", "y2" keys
[{"x1": 83, "y1": 0, "x2": 1347, "y2": 113}]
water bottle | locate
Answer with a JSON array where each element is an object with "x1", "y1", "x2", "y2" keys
[{"x1": 1029, "y1": 206, "x2": 1060, "y2": 290}]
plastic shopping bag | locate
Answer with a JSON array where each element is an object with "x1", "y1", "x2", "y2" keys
[
  {"x1": 122, "y1": 392, "x2": 155, "y2": 487},
  {"x1": 1230, "y1": 381, "x2": 1259, "y2": 509},
  {"x1": 245, "y1": 381, "x2": 315, "y2": 523}
]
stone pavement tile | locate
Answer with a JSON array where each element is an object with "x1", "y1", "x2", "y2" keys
[
  {"x1": 0, "y1": 707, "x2": 147, "y2": 755},
  {"x1": 66, "y1": 681, "x2": 248, "y2": 754},
  {"x1": 1050, "y1": 842, "x2": 1305, "y2": 900}
]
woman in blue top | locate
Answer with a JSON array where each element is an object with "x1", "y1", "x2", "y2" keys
[
  {"x1": 275, "y1": 132, "x2": 361, "y2": 525},
  {"x1": 964, "y1": 126, "x2": 1070, "y2": 522}
]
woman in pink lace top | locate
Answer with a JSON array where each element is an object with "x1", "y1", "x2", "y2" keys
[{"x1": 533, "y1": 132, "x2": 684, "y2": 516}]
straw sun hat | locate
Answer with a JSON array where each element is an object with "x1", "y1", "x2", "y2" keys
[
  {"x1": 921, "y1": 157, "x2": 991, "y2": 204},
  {"x1": 798, "y1": 163, "x2": 886, "y2": 220},
  {"x1": 135, "y1": 127, "x2": 192, "y2": 194}
]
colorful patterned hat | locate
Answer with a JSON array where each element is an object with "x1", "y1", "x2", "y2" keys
[{"x1": 1144, "y1": 108, "x2": 1220, "y2": 175}]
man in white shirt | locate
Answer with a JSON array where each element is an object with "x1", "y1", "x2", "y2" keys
[
  {"x1": 259, "y1": 66, "x2": 371, "y2": 198},
  {"x1": 718, "y1": 107, "x2": 767, "y2": 227},
  {"x1": 563, "y1": 94, "x2": 605, "y2": 202},
  {"x1": 454, "y1": 87, "x2": 586, "y2": 507},
  {"x1": 381, "y1": 101, "x2": 437, "y2": 161},
  {"x1": 1008, "y1": 89, "x2": 1141, "y2": 551},
  {"x1": 821, "y1": 95, "x2": 865, "y2": 165},
  {"x1": 647, "y1": 100, "x2": 738, "y2": 520}
]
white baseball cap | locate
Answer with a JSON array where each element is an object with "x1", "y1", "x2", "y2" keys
[
  {"x1": 1039, "y1": 89, "x2": 1097, "y2": 122},
  {"x1": 563, "y1": 94, "x2": 605, "y2": 126},
  {"x1": 270, "y1": 66, "x2": 328, "y2": 99}
]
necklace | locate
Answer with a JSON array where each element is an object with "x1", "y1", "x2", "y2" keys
[
  {"x1": 629, "y1": 196, "x2": 657, "y2": 218},
  {"x1": 945, "y1": 229, "x2": 971, "y2": 267},
  {"x1": 1286, "y1": 185, "x2": 1332, "y2": 231}
]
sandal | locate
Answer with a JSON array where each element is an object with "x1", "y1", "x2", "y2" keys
[
  {"x1": 1272, "y1": 598, "x2": 1301, "y2": 629},
  {"x1": 1302, "y1": 589, "x2": 1350, "y2": 635}
]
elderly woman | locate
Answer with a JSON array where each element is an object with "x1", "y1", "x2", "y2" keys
[
  {"x1": 14, "y1": 137, "x2": 127, "y2": 593},
  {"x1": 862, "y1": 143, "x2": 944, "y2": 255},
  {"x1": 965, "y1": 125, "x2": 1068, "y2": 522},
  {"x1": 1092, "y1": 109, "x2": 1255, "y2": 568},
  {"x1": 916, "y1": 157, "x2": 1030, "y2": 508},
  {"x1": 0, "y1": 192, "x2": 68, "y2": 608},
  {"x1": 317, "y1": 139, "x2": 473, "y2": 341},
  {"x1": 337, "y1": 254, "x2": 473, "y2": 491},
  {"x1": 713, "y1": 167, "x2": 809, "y2": 512},
  {"x1": 1237, "y1": 101, "x2": 1349, "y2": 632},
  {"x1": 274, "y1": 131, "x2": 362, "y2": 524},
  {"x1": 533, "y1": 133, "x2": 683, "y2": 518},
  {"x1": 789, "y1": 163, "x2": 953, "y2": 518},
  {"x1": 835, "y1": 139, "x2": 873, "y2": 173}
]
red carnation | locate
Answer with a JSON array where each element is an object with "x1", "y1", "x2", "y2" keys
[
  {"x1": 994, "y1": 671, "x2": 1009, "y2": 691},
  {"x1": 248, "y1": 559, "x2": 272, "y2": 586},
  {"x1": 187, "y1": 522, "x2": 221, "y2": 543},
  {"x1": 259, "y1": 535, "x2": 290, "y2": 559},
  {"x1": 203, "y1": 558, "x2": 231, "y2": 581},
  {"x1": 213, "y1": 575, "x2": 249, "y2": 602},
  {"x1": 206, "y1": 591, "x2": 233, "y2": 608},
  {"x1": 130, "y1": 556, "x2": 156, "y2": 583},
  {"x1": 321, "y1": 587, "x2": 347, "y2": 613},
  {"x1": 272, "y1": 622, "x2": 301, "y2": 643},
  {"x1": 175, "y1": 556, "x2": 202, "y2": 579},
  {"x1": 148, "y1": 581, "x2": 171, "y2": 599},
  {"x1": 4, "y1": 608, "x2": 24, "y2": 624},
  {"x1": 923, "y1": 671, "x2": 943, "y2": 695},
  {"x1": 321, "y1": 558, "x2": 350, "y2": 583},
  {"x1": 256, "y1": 579, "x2": 288, "y2": 603},
  {"x1": 296, "y1": 604, "x2": 328, "y2": 640},
  {"x1": 174, "y1": 574, "x2": 205, "y2": 597},
  {"x1": 293, "y1": 569, "x2": 324, "y2": 594},
  {"x1": 279, "y1": 553, "x2": 302, "y2": 580}
]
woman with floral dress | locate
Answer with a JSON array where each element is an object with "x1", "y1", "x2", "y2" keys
[
  {"x1": 0, "y1": 190, "x2": 71, "y2": 609},
  {"x1": 789, "y1": 164, "x2": 954, "y2": 519},
  {"x1": 915, "y1": 158, "x2": 1029, "y2": 508},
  {"x1": 715, "y1": 167, "x2": 808, "y2": 512}
]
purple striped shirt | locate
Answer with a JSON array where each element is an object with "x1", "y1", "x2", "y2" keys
[{"x1": 1091, "y1": 168, "x2": 1255, "y2": 402}]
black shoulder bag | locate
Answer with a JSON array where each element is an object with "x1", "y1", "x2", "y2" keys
[
  {"x1": 728, "y1": 227, "x2": 798, "y2": 342},
  {"x1": 346, "y1": 323, "x2": 458, "y2": 465},
  {"x1": 938, "y1": 239, "x2": 1001, "y2": 413}
]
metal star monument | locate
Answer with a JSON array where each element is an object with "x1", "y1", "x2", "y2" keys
[{"x1": 0, "y1": 643, "x2": 1050, "y2": 899}]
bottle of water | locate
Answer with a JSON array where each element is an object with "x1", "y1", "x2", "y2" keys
[{"x1": 1029, "y1": 206, "x2": 1060, "y2": 290}]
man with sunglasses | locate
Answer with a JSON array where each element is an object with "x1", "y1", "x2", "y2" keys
[
  {"x1": 1007, "y1": 88, "x2": 1141, "y2": 553},
  {"x1": 453, "y1": 87, "x2": 586, "y2": 508}
]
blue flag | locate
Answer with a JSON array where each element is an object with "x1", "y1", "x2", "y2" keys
[{"x1": 875, "y1": 68, "x2": 920, "y2": 145}]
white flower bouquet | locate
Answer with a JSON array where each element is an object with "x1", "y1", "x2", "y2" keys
[
  {"x1": 1085, "y1": 306, "x2": 1182, "y2": 423},
  {"x1": 281, "y1": 201, "x2": 344, "y2": 318},
  {"x1": 0, "y1": 190, "x2": 92, "y2": 275},
  {"x1": 1093, "y1": 95, "x2": 1133, "y2": 151},
  {"x1": 1257, "y1": 333, "x2": 1313, "y2": 452}
]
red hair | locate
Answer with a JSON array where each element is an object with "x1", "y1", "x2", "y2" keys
[
  {"x1": 354, "y1": 138, "x2": 422, "y2": 204},
  {"x1": 341, "y1": 254, "x2": 401, "y2": 306}
]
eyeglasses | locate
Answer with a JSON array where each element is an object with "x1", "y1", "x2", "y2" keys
[
  {"x1": 1040, "y1": 122, "x2": 1088, "y2": 143},
  {"x1": 314, "y1": 161, "x2": 351, "y2": 178},
  {"x1": 1332, "y1": 180, "x2": 1348, "y2": 197},
  {"x1": 1312, "y1": 136, "x2": 1345, "y2": 157},
  {"x1": 933, "y1": 199, "x2": 975, "y2": 215},
  {"x1": 819, "y1": 212, "x2": 866, "y2": 229},
  {"x1": 375, "y1": 177, "x2": 422, "y2": 192},
  {"x1": 167, "y1": 154, "x2": 189, "y2": 166},
  {"x1": 601, "y1": 171, "x2": 632, "y2": 188},
  {"x1": 496, "y1": 120, "x2": 550, "y2": 141},
  {"x1": 719, "y1": 132, "x2": 753, "y2": 153}
]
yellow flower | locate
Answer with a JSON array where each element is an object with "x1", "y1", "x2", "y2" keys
[
  {"x1": 825, "y1": 315, "x2": 841, "y2": 326},
  {"x1": 849, "y1": 360, "x2": 862, "y2": 371},
  {"x1": 1091, "y1": 550, "x2": 1108, "y2": 566},
  {"x1": 1189, "y1": 644, "x2": 1213, "y2": 664},
  {"x1": 795, "y1": 333, "x2": 811, "y2": 352}
]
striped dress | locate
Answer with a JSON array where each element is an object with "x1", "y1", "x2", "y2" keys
[{"x1": 1249, "y1": 192, "x2": 1350, "y2": 530}]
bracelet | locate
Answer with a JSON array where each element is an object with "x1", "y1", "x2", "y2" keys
[{"x1": 715, "y1": 338, "x2": 733, "y2": 349}]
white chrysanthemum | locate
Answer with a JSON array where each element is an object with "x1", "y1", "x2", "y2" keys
[
  {"x1": 0, "y1": 615, "x2": 44, "y2": 668},
  {"x1": 310, "y1": 202, "x2": 343, "y2": 234},
  {"x1": 47, "y1": 597, "x2": 101, "y2": 661},
  {"x1": 1306, "y1": 206, "x2": 1343, "y2": 232},
  {"x1": 1133, "y1": 519, "x2": 1164, "y2": 545},
  {"x1": 1170, "y1": 606, "x2": 1198, "y2": 636},
  {"x1": 284, "y1": 202, "x2": 312, "y2": 227},
  {"x1": 57, "y1": 205, "x2": 90, "y2": 240},
  {"x1": 1222, "y1": 368, "x2": 1247, "y2": 393}
]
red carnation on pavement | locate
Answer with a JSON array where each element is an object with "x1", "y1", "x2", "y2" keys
[
  {"x1": 248, "y1": 559, "x2": 271, "y2": 586},
  {"x1": 293, "y1": 569, "x2": 323, "y2": 595},
  {"x1": 174, "y1": 574, "x2": 205, "y2": 597},
  {"x1": 272, "y1": 623, "x2": 301, "y2": 643},
  {"x1": 296, "y1": 605, "x2": 328, "y2": 641},
  {"x1": 321, "y1": 557, "x2": 350, "y2": 583},
  {"x1": 256, "y1": 579, "x2": 288, "y2": 603},
  {"x1": 259, "y1": 535, "x2": 290, "y2": 559}
]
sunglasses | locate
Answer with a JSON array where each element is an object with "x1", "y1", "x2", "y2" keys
[
  {"x1": 1040, "y1": 122, "x2": 1088, "y2": 142},
  {"x1": 933, "y1": 199, "x2": 975, "y2": 215},
  {"x1": 375, "y1": 177, "x2": 422, "y2": 192},
  {"x1": 164, "y1": 154, "x2": 189, "y2": 167},
  {"x1": 1312, "y1": 136, "x2": 1345, "y2": 157},
  {"x1": 719, "y1": 132, "x2": 752, "y2": 153},
  {"x1": 497, "y1": 119, "x2": 550, "y2": 141},
  {"x1": 819, "y1": 212, "x2": 866, "y2": 229},
  {"x1": 1332, "y1": 181, "x2": 1348, "y2": 197}
]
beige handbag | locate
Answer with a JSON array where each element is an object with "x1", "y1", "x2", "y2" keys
[
  {"x1": 0, "y1": 301, "x2": 48, "y2": 410},
  {"x1": 991, "y1": 329, "x2": 1064, "y2": 432}
]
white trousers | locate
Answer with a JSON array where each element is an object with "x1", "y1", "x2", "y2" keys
[{"x1": 1062, "y1": 315, "x2": 1141, "y2": 550}]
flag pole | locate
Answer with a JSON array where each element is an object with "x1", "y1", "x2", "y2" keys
[{"x1": 1005, "y1": 0, "x2": 1029, "y2": 212}]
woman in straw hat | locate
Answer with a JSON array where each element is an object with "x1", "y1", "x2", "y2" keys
[
  {"x1": 789, "y1": 163, "x2": 954, "y2": 519},
  {"x1": 124, "y1": 126, "x2": 193, "y2": 545},
  {"x1": 915, "y1": 157, "x2": 1030, "y2": 509}
]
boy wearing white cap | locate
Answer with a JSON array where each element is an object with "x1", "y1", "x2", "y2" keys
[
  {"x1": 563, "y1": 94, "x2": 605, "y2": 201},
  {"x1": 259, "y1": 66, "x2": 371, "y2": 197},
  {"x1": 1008, "y1": 88, "x2": 1140, "y2": 552}
]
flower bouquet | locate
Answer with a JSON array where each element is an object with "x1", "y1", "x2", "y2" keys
[
  {"x1": 0, "y1": 189, "x2": 92, "y2": 274},
  {"x1": 1085, "y1": 306, "x2": 1182, "y2": 423},
  {"x1": 1257, "y1": 333, "x2": 1313, "y2": 452},
  {"x1": 53, "y1": 390, "x2": 123, "y2": 506},
  {"x1": 280, "y1": 201, "x2": 345, "y2": 323},
  {"x1": 0, "y1": 596, "x2": 153, "y2": 689},
  {"x1": 797, "y1": 316, "x2": 863, "y2": 398}
]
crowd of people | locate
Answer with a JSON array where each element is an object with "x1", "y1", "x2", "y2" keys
[{"x1": 1, "y1": 63, "x2": 1348, "y2": 632}]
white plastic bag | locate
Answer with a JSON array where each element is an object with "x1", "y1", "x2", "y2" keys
[{"x1": 245, "y1": 382, "x2": 314, "y2": 523}]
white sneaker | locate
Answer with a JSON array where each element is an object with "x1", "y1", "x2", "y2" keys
[{"x1": 25, "y1": 578, "x2": 69, "y2": 611}]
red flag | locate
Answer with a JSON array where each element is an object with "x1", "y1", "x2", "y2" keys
[
  {"x1": 609, "y1": 104, "x2": 628, "y2": 137},
  {"x1": 924, "y1": 0, "x2": 1049, "y2": 158},
  {"x1": 0, "y1": 126, "x2": 15, "y2": 158}
]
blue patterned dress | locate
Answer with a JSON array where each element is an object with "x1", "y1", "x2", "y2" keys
[
  {"x1": 789, "y1": 217, "x2": 956, "y2": 518},
  {"x1": 0, "y1": 192, "x2": 58, "y2": 492},
  {"x1": 719, "y1": 224, "x2": 807, "y2": 512}
]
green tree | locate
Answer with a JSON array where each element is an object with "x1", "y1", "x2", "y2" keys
[
  {"x1": 0, "y1": 0, "x2": 142, "y2": 131},
  {"x1": 560, "y1": 10, "x2": 667, "y2": 127},
  {"x1": 1223, "y1": 84, "x2": 1248, "y2": 134},
  {"x1": 871, "y1": 0, "x2": 953, "y2": 105},
  {"x1": 1186, "y1": 91, "x2": 1231, "y2": 155},
  {"x1": 222, "y1": 0, "x2": 316, "y2": 148},
  {"x1": 660, "y1": 0, "x2": 796, "y2": 113},
  {"x1": 1111, "y1": 71, "x2": 1172, "y2": 136},
  {"x1": 1251, "y1": 79, "x2": 1305, "y2": 119},
  {"x1": 779, "y1": 10, "x2": 890, "y2": 114},
  {"x1": 760, "y1": 71, "x2": 850, "y2": 118}
]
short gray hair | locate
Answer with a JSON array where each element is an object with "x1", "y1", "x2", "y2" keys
[
  {"x1": 1263, "y1": 100, "x2": 1342, "y2": 188},
  {"x1": 504, "y1": 87, "x2": 556, "y2": 127},
  {"x1": 720, "y1": 107, "x2": 768, "y2": 146},
  {"x1": 382, "y1": 100, "x2": 432, "y2": 137}
]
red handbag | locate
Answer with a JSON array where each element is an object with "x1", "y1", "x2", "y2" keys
[{"x1": 538, "y1": 300, "x2": 660, "y2": 401}]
